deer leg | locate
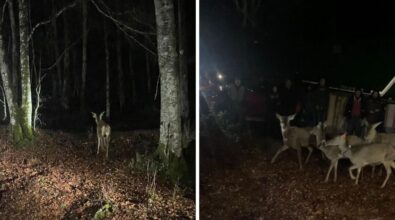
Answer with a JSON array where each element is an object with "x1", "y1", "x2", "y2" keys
[
  {"x1": 97, "y1": 137, "x2": 101, "y2": 155},
  {"x1": 304, "y1": 147, "x2": 313, "y2": 165},
  {"x1": 271, "y1": 145, "x2": 289, "y2": 164},
  {"x1": 379, "y1": 166, "x2": 383, "y2": 176},
  {"x1": 324, "y1": 161, "x2": 334, "y2": 183},
  {"x1": 334, "y1": 160, "x2": 339, "y2": 182},
  {"x1": 349, "y1": 165, "x2": 357, "y2": 180},
  {"x1": 371, "y1": 166, "x2": 376, "y2": 178},
  {"x1": 106, "y1": 137, "x2": 109, "y2": 159},
  {"x1": 355, "y1": 167, "x2": 362, "y2": 185},
  {"x1": 297, "y1": 148, "x2": 303, "y2": 170},
  {"x1": 381, "y1": 163, "x2": 392, "y2": 188}
]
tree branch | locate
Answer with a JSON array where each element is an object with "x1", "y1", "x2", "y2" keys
[
  {"x1": 28, "y1": 1, "x2": 77, "y2": 42},
  {"x1": 91, "y1": 0, "x2": 155, "y2": 36},
  {"x1": 0, "y1": 0, "x2": 8, "y2": 25},
  {"x1": 43, "y1": 35, "x2": 82, "y2": 71}
]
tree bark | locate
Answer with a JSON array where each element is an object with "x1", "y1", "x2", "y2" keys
[
  {"x1": 61, "y1": 9, "x2": 70, "y2": 110},
  {"x1": 145, "y1": 51, "x2": 152, "y2": 104},
  {"x1": 18, "y1": 0, "x2": 33, "y2": 139},
  {"x1": 128, "y1": 49, "x2": 137, "y2": 105},
  {"x1": 177, "y1": 0, "x2": 190, "y2": 146},
  {"x1": 103, "y1": 20, "x2": 110, "y2": 119},
  {"x1": 80, "y1": 0, "x2": 87, "y2": 110},
  {"x1": 72, "y1": 47, "x2": 79, "y2": 96},
  {"x1": 8, "y1": 0, "x2": 19, "y2": 99},
  {"x1": 116, "y1": 29, "x2": 125, "y2": 112},
  {"x1": 51, "y1": 0, "x2": 62, "y2": 98},
  {"x1": 154, "y1": 0, "x2": 182, "y2": 157},
  {"x1": 0, "y1": 21, "x2": 19, "y2": 141}
]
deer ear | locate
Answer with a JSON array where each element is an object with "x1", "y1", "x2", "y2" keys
[
  {"x1": 99, "y1": 111, "x2": 105, "y2": 120},
  {"x1": 323, "y1": 121, "x2": 328, "y2": 128},
  {"x1": 91, "y1": 112, "x2": 96, "y2": 118},
  {"x1": 373, "y1": 121, "x2": 382, "y2": 129},
  {"x1": 288, "y1": 114, "x2": 296, "y2": 121},
  {"x1": 275, "y1": 113, "x2": 281, "y2": 120}
]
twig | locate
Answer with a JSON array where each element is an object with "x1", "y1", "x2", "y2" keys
[
  {"x1": 0, "y1": 84, "x2": 7, "y2": 120},
  {"x1": 28, "y1": 1, "x2": 77, "y2": 42},
  {"x1": 91, "y1": 0, "x2": 155, "y2": 36},
  {"x1": 90, "y1": 0, "x2": 157, "y2": 56},
  {"x1": 0, "y1": 0, "x2": 8, "y2": 25},
  {"x1": 43, "y1": 35, "x2": 82, "y2": 71}
]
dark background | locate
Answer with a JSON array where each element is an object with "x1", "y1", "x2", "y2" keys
[
  {"x1": 1, "y1": 0, "x2": 195, "y2": 131},
  {"x1": 201, "y1": 0, "x2": 395, "y2": 92}
]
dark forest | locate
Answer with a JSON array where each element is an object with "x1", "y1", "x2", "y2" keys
[{"x1": 0, "y1": 0, "x2": 195, "y2": 219}]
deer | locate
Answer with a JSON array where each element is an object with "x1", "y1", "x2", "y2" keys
[
  {"x1": 342, "y1": 142, "x2": 395, "y2": 188},
  {"x1": 271, "y1": 113, "x2": 325, "y2": 170},
  {"x1": 318, "y1": 122, "x2": 382, "y2": 182},
  {"x1": 91, "y1": 111, "x2": 111, "y2": 159},
  {"x1": 319, "y1": 133, "x2": 347, "y2": 182}
]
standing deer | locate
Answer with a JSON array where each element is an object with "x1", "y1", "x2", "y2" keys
[
  {"x1": 92, "y1": 112, "x2": 111, "y2": 159},
  {"x1": 342, "y1": 142, "x2": 395, "y2": 188},
  {"x1": 271, "y1": 113, "x2": 324, "y2": 170}
]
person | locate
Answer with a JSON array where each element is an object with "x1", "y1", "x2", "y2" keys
[
  {"x1": 266, "y1": 85, "x2": 281, "y2": 137},
  {"x1": 278, "y1": 79, "x2": 300, "y2": 116},
  {"x1": 313, "y1": 78, "x2": 330, "y2": 124},
  {"x1": 228, "y1": 77, "x2": 246, "y2": 125},
  {"x1": 366, "y1": 90, "x2": 384, "y2": 126},
  {"x1": 344, "y1": 89, "x2": 366, "y2": 136},
  {"x1": 301, "y1": 85, "x2": 315, "y2": 126}
]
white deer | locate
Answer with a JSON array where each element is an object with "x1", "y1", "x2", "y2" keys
[
  {"x1": 271, "y1": 113, "x2": 324, "y2": 170},
  {"x1": 92, "y1": 111, "x2": 111, "y2": 159}
]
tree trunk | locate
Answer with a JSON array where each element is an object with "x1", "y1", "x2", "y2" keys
[
  {"x1": 103, "y1": 20, "x2": 110, "y2": 119},
  {"x1": 178, "y1": 0, "x2": 190, "y2": 146},
  {"x1": 154, "y1": 0, "x2": 182, "y2": 157},
  {"x1": 0, "y1": 22, "x2": 20, "y2": 141},
  {"x1": 72, "y1": 47, "x2": 79, "y2": 96},
  {"x1": 80, "y1": 0, "x2": 87, "y2": 110},
  {"x1": 51, "y1": 0, "x2": 62, "y2": 98},
  {"x1": 18, "y1": 0, "x2": 33, "y2": 139},
  {"x1": 61, "y1": 10, "x2": 70, "y2": 110},
  {"x1": 116, "y1": 29, "x2": 125, "y2": 112},
  {"x1": 145, "y1": 52, "x2": 152, "y2": 103},
  {"x1": 8, "y1": 0, "x2": 19, "y2": 99},
  {"x1": 128, "y1": 49, "x2": 137, "y2": 105}
]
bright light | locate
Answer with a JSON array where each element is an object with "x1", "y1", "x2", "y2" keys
[
  {"x1": 217, "y1": 73, "x2": 223, "y2": 80},
  {"x1": 219, "y1": 85, "x2": 223, "y2": 91}
]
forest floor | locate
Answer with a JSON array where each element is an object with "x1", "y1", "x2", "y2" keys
[
  {"x1": 0, "y1": 128, "x2": 195, "y2": 219},
  {"x1": 201, "y1": 137, "x2": 395, "y2": 220}
]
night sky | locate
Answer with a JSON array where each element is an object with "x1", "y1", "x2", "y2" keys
[{"x1": 201, "y1": 0, "x2": 395, "y2": 93}]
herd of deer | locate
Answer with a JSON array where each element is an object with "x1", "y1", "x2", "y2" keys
[{"x1": 271, "y1": 113, "x2": 395, "y2": 188}]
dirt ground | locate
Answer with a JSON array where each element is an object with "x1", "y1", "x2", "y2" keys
[
  {"x1": 0, "y1": 128, "x2": 195, "y2": 219},
  {"x1": 201, "y1": 137, "x2": 395, "y2": 220}
]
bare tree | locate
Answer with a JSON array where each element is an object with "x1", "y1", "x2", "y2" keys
[
  {"x1": 177, "y1": 0, "x2": 191, "y2": 147},
  {"x1": 61, "y1": 7, "x2": 70, "y2": 110},
  {"x1": 51, "y1": 0, "x2": 62, "y2": 98},
  {"x1": 80, "y1": 0, "x2": 88, "y2": 110},
  {"x1": 103, "y1": 19, "x2": 110, "y2": 119},
  {"x1": 0, "y1": 7, "x2": 19, "y2": 141},
  {"x1": 116, "y1": 28, "x2": 125, "y2": 112},
  {"x1": 7, "y1": 0, "x2": 18, "y2": 98},
  {"x1": 154, "y1": 0, "x2": 182, "y2": 158},
  {"x1": 19, "y1": 0, "x2": 33, "y2": 138},
  {"x1": 234, "y1": 0, "x2": 263, "y2": 27},
  {"x1": 128, "y1": 48, "x2": 137, "y2": 105}
]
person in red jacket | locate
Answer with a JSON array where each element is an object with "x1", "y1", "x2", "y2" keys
[{"x1": 344, "y1": 89, "x2": 366, "y2": 137}]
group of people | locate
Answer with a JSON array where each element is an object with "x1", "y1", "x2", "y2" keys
[
  {"x1": 267, "y1": 78, "x2": 384, "y2": 137},
  {"x1": 200, "y1": 73, "x2": 385, "y2": 139}
]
